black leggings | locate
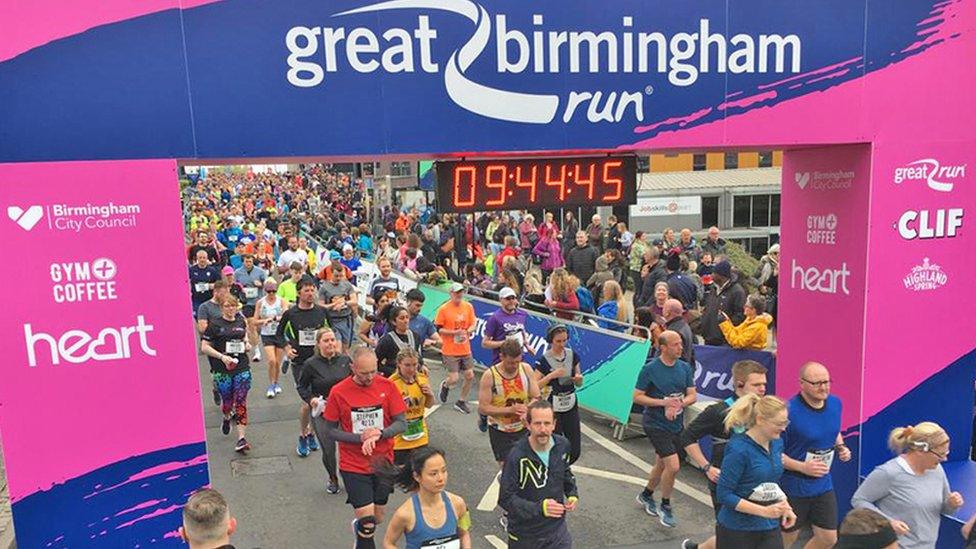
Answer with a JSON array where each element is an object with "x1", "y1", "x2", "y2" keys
[
  {"x1": 311, "y1": 415, "x2": 339, "y2": 480},
  {"x1": 555, "y1": 406, "x2": 581, "y2": 465},
  {"x1": 716, "y1": 523, "x2": 783, "y2": 549}
]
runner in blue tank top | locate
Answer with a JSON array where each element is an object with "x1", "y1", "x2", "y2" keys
[{"x1": 383, "y1": 447, "x2": 471, "y2": 549}]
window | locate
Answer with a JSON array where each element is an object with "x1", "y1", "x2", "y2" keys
[
  {"x1": 701, "y1": 196, "x2": 719, "y2": 228},
  {"x1": 361, "y1": 162, "x2": 375, "y2": 177},
  {"x1": 733, "y1": 196, "x2": 751, "y2": 228},
  {"x1": 724, "y1": 152, "x2": 738, "y2": 169},
  {"x1": 751, "y1": 194, "x2": 770, "y2": 227},
  {"x1": 693, "y1": 153, "x2": 707, "y2": 171},
  {"x1": 770, "y1": 194, "x2": 781, "y2": 226},
  {"x1": 637, "y1": 156, "x2": 650, "y2": 173},
  {"x1": 758, "y1": 151, "x2": 774, "y2": 168},
  {"x1": 391, "y1": 161, "x2": 412, "y2": 176}
]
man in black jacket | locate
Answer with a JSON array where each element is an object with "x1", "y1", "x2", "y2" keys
[
  {"x1": 565, "y1": 231, "x2": 598, "y2": 285},
  {"x1": 635, "y1": 247, "x2": 667, "y2": 309},
  {"x1": 679, "y1": 360, "x2": 767, "y2": 549},
  {"x1": 499, "y1": 400, "x2": 579, "y2": 549},
  {"x1": 700, "y1": 260, "x2": 746, "y2": 346}
]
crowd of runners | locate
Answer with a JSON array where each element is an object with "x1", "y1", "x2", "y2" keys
[{"x1": 183, "y1": 166, "x2": 974, "y2": 549}]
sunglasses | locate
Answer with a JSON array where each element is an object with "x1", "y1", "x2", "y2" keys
[{"x1": 266, "y1": 289, "x2": 276, "y2": 293}]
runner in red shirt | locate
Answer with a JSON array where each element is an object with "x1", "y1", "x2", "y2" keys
[{"x1": 323, "y1": 347, "x2": 407, "y2": 549}]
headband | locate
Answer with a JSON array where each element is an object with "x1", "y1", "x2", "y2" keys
[{"x1": 835, "y1": 525, "x2": 899, "y2": 548}]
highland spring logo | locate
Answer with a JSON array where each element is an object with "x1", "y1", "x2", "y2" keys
[
  {"x1": 903, "y1": 258, "x2": 947, "y2": 291},
  {"x1": 285, "y1": 0, "x2": 802, "y2": 124}
]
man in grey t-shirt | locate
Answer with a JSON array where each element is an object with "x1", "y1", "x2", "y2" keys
[{"x1": 318, "y1": 260, "x2": 358, "y2": 351}]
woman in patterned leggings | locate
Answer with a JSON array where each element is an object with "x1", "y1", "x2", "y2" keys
[{"x1": 201, "y1": 295, "x2": 253, "y2": 453}]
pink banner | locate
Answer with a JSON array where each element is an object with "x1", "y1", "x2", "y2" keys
[
  {"x1": 778, "y1": 144, "x2": 872, "y2": 430},
  {"x1": 0, "y1": 160, "x2": 207, "y2": 503}
]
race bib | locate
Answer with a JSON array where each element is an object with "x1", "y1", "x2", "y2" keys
[
  {"x1": 420, "y1": 536, "x2": 460, "y2": 549},
  {"x1": 194, "y1": 282, "x2": 210, "y2": 293},
  {"x1": 225, "y1": 340, "x2": 245, "y2": 354},
  {"x1": 748, "y1": 482, "x2": 786, "y2": 504},
  {"x1": 806, "y1": 449, "x2": 835, "y2": 469},
  {"x1": 260, "y1": 321, "x2": 279, "y2": 336},
  {"x1": 552, "y1": 392, "x2": 577, "y2": 413},
  {"x1": 244, "y1": 287, "x2": 258, "y2": 299},
  {"x1": 402, "y1": 417, "x2": 425, "y2": 441},
  {"x1": 351, "y1": 406, "x2": 384, "y2": 434},
  {"x1": 298, "y1": 329, "x2": 317, "y2": 346}
]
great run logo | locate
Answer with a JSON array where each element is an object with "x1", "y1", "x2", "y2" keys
[
  {"x1": 285, "y1": 1, "x2": 802, "y2": 124},
  {"x1": 894, "y1": 159, "x2": 966, "y2": 193}
]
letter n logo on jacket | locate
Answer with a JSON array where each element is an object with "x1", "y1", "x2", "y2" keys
[{"x1": 519, "y1": 458, "x2": 548, "y2": 489}]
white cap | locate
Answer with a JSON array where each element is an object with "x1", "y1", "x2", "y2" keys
[
  {"x1": 342, "y1": 243, "x2": 353, "y2": 251},
  {"x1": 449, "y1": 282, "x2": 465, "y2": 293},
  {"x1": 499, "y1": 287, "x2": 517, "y2": 300}
]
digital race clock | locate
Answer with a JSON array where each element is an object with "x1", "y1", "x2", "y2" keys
[{"x1": 435, "y1": 155, "x2": 637, "y2": 213}]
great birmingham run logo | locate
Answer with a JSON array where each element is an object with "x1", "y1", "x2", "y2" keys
[
  {"x1": 894, "y1": 159, "x2": 966, "y2": 193},
  {"x1": 285, "y1": 0, "x2": 803, "y2": 124},
  {"x1": 903, "y1": 258, "x2": 947, "y2": 292}
]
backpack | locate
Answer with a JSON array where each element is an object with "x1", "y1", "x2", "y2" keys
[{"x1": 575, "y1": 286, "x2": 595, "y2": 314}]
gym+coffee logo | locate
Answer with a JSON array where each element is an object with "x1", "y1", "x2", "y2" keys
[
  {"x1": 7, "y1": 205, "x2": 43, "y2": 231},
  {"x1": 806, "y1": 213, "x2": 837, "y2": 245}
]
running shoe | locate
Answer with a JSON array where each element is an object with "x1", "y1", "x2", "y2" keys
[
  {"x1": 266, "y1": 385, "x2": 276, "y2": 399},
  {"x1": 499, "y1": 514, "x2": 508, "y2": 530},
  {"x1": 282, "y1": 359, "x2": 290, "y2": 374},
  {"x1": 251, "y1": 349, "x2": 262, "y2": 362},
  {"x1": 681, "y1": 540, "x2": 698, "y2": 549},
  {"x1": 296, "y1": 435, "x2": 310, "y2": 457},
  {"x1": 438, "y1": 381, "x2": 449, "y2": 404},
  {"x1": 307, "y1": 433, "x2": 320, "y2": 451},
  {"x1": 659, "y1": 504, "x2": 676, "y2": 528},
  {"x1": 235, "y1": 437, "x2": 250, "y2": 453},
  {"x1": 454, "y1": 400, "x2": 471, "y2": 414},
  {"x1": 221, "y1": 417, "x2": 231, "y2": 436},
  {"x1": 274, "y1": 383, "x2": 283, "y2": 395},
  {"x1": 326, "y1": 478, "x2": 341, "y2": 495},
  {"x1": 212, "y1": 388, "x2": 221, "y2": 406},
  {"x1": 478, "y1": 414, "x2": 489, "y2": 433},
  {"x1": 636, "y1": 492, "x2": 658, "y2": 517}
]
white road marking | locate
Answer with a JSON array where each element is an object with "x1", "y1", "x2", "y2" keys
[
  {"x1": 572, "y1": 465, "x2": 648, "y2": 486},
  {"x1": 476, "y1": 472, "x2": 501, "y2": 511},
  {"x1": 579, "y1": 422, "x2": 712, "y2": 506},
  {"x1": 424, "y1": 404, "x2": 441, "y2": 418},
  {"x1": 485, "y1": 534, "x2": 507, "y2": 548}
]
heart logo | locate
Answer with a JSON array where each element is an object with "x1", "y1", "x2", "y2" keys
[
  {"x1": 8, "y1": 205, "x2": 43, "y2": 230},
  {"x1": 795, "y1": 172, "x2": 810, "y2": 190}
]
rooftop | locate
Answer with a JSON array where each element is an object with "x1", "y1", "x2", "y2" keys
[{"x1": 638, "y1": 167, "x2": 781, "y2": 192}]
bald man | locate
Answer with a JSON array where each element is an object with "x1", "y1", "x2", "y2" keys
[
  {"x1": 780, "y1": 362, "x2": 851, "y2": 549},
  {"x1": 662, "y1": 298, "x2": 695, "y2": 366},
  {"x1": 633, "y1": 330, "x2": 697, "y2": 528}
]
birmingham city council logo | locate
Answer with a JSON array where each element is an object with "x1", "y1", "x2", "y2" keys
[{"x1": 7, "y1": 205, "x2": 43, "y2": 231}]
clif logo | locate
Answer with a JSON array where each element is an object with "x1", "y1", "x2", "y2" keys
[
  {"x1": 7, "y1": 205, "x2": 43, "y2": 231},
  {"x1": 893, "y1": 159, "x2": 966, "y2": 192}
]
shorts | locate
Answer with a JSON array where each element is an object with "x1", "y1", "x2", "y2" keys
[
  {"x1": 716, "y1": 523, "x2": 783, "y2": 549},
  {"x1": 782, "y1": 490, "x2": 838, "y2": 532},
  {"x1": 489, "y1": 428, "x2": 526, "y2": 462},
  {"x1": 329, "y1": 316, "x2": 354, "y2": 346},
  {"x1": 341, "y1": 470, "x2": 393, "y2": 509},
  {"x1": 508, "y1": 521, "x2": 572, "y2": 549},
  {"x1": 241, "y1": 304, "x2": 256, "y2": 318},
  {"x1": 260, "y1": 335, "x2": 284, "y2": 348},
  {"x1": 442, "y1": 354, "x2": 474, "y2": 373},
  {"x1": 643, "y1": 426, "x2": 683, "y2": 459},
  {"x1": 290, "y1": 358, "x2": 307, "y2": 384}
]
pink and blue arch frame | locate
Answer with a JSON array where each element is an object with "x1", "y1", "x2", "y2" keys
[{"x1": 1, "y1": 0, "x2": 973, "y2": 546}]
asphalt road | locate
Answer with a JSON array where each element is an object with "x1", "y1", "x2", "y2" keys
[{"x1": 200, "y1": 345, "x2": 723, "y2": 549}]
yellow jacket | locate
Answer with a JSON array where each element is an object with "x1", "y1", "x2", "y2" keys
[{"x1": 719, "y1": 313, "x2": 773, "y2": 350}]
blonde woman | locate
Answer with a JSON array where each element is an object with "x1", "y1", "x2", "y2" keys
[
  {"x1": 852, "y1": 422, "x2": 965, "y2": 548},
  {"x1": 545, "y1": 268, "x2": 580, "y2": 321},
  {"x1": 596, "y1": 280, "x2": 632, "y2": 332},
  {"x1": 715, "y1": 394, "x2": 795, "y2": 548}
]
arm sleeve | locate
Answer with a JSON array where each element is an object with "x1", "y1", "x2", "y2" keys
[
  {"x1": 850, "y1": 467, "x2": 893, "y2": 518},
  {"x1": 381, "y1": 413, "x2": 407, "y2": 439},
  {"x1": 728, "y1": 289, "x2": 746, "y2": 325},
  {"x1": 497, "y1": 453, "x2": 544, "y2": 521},
  {"x1": 323, "y1": 420, "x2": 362, "y2": 444},
  {"x1": 941, "y1": 468, "x2": 955, "y2": 514},
  {"x1": 716, "y1": 444, "x2": 746, "y2": 510},
  {"x1": 553, "y1": 290, "x2": 579, "y2": 311},
  {"x1": 719, "y1": 320, "x2": 756, "y2": 350},
  {"x1": 563, "y1": 463, "x2": 579, "y2": 499}
]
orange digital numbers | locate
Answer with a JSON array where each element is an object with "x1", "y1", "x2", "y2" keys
[
  {"x1": 574, "y1": 163, "x2": 595, "y2": 200},
  {"x1": 602, "y1": 160, "x2": 623, "y2": 201},
  {"x1": 514, "y1": 165, "x2": 537, "y2": 203},
  {"x1": 485, "y1": 164, "x2": 507, "y2": 206},
  {"x1": 544, "y1": 164, "x2": 567, "y2": 201},
  {"x1": 454, "y1": 166, "x2": 477, "y2": 207}
]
